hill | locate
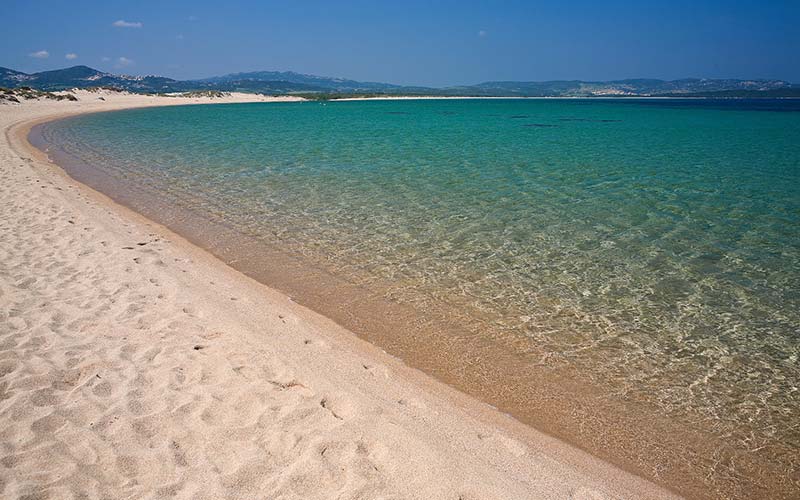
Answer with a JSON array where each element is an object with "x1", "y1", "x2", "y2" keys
[{"x1": 1, "y1": 65, "x2": 797, "y2": 97}]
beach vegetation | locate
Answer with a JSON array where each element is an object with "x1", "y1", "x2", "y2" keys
[{"x1": 0, "y1": 86, "x2": 78, "y2": 102}]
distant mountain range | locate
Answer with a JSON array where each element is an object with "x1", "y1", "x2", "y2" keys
[{"x1": 2, "y1": 65, "x2": 799, "y2": 97}]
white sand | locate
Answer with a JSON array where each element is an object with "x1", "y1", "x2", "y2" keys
[{"x1": 0, "y1": 90, "x2": 677, "y2": 499}]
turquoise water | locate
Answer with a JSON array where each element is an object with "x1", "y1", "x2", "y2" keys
[{"x1": 40, "y1": 99, "x2": 800, "y2": 480}]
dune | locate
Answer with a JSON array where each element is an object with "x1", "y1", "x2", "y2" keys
[{"x1": 0, "y1": 90, "x2": 675, "y2": 499}]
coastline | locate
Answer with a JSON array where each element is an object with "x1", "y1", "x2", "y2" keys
[
  {"x1": 0, "y1": 92, "x2": 675, "y2": 498},
  {"x1": 23, "y1": 95, "x2": 800, "y2": 500}
]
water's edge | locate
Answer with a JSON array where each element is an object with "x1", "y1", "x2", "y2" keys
[{"x1": 27, "y1": 109, "x2": 797, "y2": 499}]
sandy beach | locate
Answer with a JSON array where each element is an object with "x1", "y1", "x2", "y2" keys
[{"x1": 0, "y1": 90, "x2": 676, "y2": 499}]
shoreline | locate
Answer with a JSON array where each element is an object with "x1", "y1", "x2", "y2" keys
[
  {"x1": 27, "y1": 97, "x2": 800, "y2": 500},
  {"x1": 1, "y1": 92, "x2": 676, "y2": 498}
]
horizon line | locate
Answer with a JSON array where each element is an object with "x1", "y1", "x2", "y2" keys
[{"x1": 2, "y1": 63, "x2": 798, "y2": 88}]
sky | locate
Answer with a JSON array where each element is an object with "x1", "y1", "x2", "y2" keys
[{"x1": 2, "y1": 0, "x2": 799, "y2": 86}]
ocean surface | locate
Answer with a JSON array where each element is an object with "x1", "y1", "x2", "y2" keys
[{"x1": 37, "y1": 98, "x2": 800, "y2": 494}]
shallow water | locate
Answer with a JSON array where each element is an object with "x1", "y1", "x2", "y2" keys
[{"x1": 39, "y1": 98, "x2": 800, "y2": 495}]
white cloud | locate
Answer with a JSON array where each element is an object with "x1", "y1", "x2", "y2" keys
[
  {"x1": 176, "y1": 34, "x2": 184, "y2": 40},
  {"x1": 115, "y1": 56, "x2": 134, "y2": 68},
  {"x1": 65, "y1": 53, "x2": 78, "y2": 60},
  {"x1": 101, "y1": 56, "x2": 111, "y2": 62},
  {"x1": 29, "y1": 50, "x2": 49, "y2": 59},
  {"x1": 112, "y1": 20, "x2": 142, "y2": 28},
  {"x1": 478, "y1": 30, "x2": 487, "y2": 37}
]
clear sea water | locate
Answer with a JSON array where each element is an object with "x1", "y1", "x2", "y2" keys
[{"x1": 38, "y1": 98, "x2": 800, "y2": 494}]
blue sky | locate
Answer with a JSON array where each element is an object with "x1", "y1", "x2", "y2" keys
[{"x1": 3, "y1": 0, "x2": 799, "y2": 86}]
